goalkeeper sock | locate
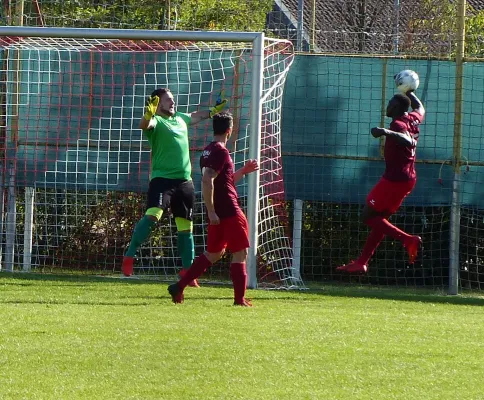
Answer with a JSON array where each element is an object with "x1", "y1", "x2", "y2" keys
[
  {"x1": 125, "y1": 216, "x2": 157, "y2": 257},
  {"x1": 178, "y1": 253, "x2": 212, "y2": 291},
  {"x1": 177, "y1": 231, "x2": 195, "y2": 269},
  {"x1": 365, "y1": 216, "x2": 411, "y2": 243},
  {"x1": 357, "y1": 229, "x2": 385, "y2": 266},
  {"x1": 230, "y1": 263, "x2": 247, "y2": 304}
]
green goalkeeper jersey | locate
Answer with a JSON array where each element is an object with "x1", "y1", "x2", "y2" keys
[{"x1": 143, "y1": 112, "x2": 192, "y2": 180}]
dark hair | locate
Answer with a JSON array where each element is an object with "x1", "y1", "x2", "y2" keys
[
  {"x1": 212, "y1": 111, "x2": 233, "y2": 135},
  {"x1": 392, "y1": 93, "x2": 411, "y2": 114},
  {"x1": 150, "y1": 88, "x2": 171, "y2": 98}
]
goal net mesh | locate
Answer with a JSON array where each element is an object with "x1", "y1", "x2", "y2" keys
[{"x1": 0, "y1": 34, "x2": 302, "y2": 288}]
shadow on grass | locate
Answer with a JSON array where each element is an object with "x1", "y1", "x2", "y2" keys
[
  {"x1": 302, "y1": 284, "x2": 484, "y2": 307},
  {"x1": 0, "y1": 272, "x2": 161, "y2": 285},
  {"x1": 1, "y1": 272, "x2": 483, "y2": 307},
  {"x1": 0, "y1": 299, "x2": 156, "y2": 306}
]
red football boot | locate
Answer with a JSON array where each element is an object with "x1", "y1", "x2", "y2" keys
[
  {"x1": 167, "y1": 283, "x2": 184, "y2": 304},
  {"x1": 405, "y1": 235, "x2": 422, "y2": 264},
  {"x1": 336, "y1": 260, "x2": 368, "y2": 274},
  {"x1": 122, "y1": 256, "x2": 134, "y2": 277}
]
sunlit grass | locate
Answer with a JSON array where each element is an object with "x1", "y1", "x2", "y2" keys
[{"x1": 0, "y1": 273, "x2": 483, "y2": 400}]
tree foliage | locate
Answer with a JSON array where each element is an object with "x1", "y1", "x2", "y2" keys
[
  {"x1": 405, "y1": 0, "x2": 484, "y2": 57},
  {"x1": 176, "y1": 0, "x2": 273, "y2": 32},
  {"x1": 333, "y1": 0, "x2": 392, "y2": 52},
  {"x1": 19, "y1": 0, "x2": 273, "y2": 32}
]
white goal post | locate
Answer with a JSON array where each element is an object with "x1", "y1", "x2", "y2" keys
[{"x1": 0, "y1": 26, "x2": 302, "y2": 289}]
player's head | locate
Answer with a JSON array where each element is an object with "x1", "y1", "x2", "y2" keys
[
  {"x1": 386, "y1": 94, "x2": 411, "y2": 118},
  {"x1": 212, "y1": 111, "x2": 233, "y2": 139},
  {"x1": 151, "y1": 88, "x2": 175, "y2": 117}
]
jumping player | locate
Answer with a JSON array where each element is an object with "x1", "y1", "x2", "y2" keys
[
  {"x1": 122, "y1": 88, "x2": 227, "y2": 286},
  {"x1": 337, "y1": 90, "x2": 425, "y2": 273},
  {"x1": 168, "y1": 111, "x2": 258, "y2": 306}
]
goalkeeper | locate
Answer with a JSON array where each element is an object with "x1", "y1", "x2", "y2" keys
[{"x1": 122, "y1": 87, "x2": 228, "y2": 286}]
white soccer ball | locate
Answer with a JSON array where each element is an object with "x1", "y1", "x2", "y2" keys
[{"x1": 394, "y1": 70, "x2": 419, "y2": 93}]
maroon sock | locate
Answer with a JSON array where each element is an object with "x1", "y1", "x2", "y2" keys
[
  {"x1": 230, "y1": 263, "x2": 247, "y2": 303},
  {"x1": 357, "y1": 229, "x2": 385, "y2": 266},
  {"x1": 366, "y1": 216, "x2": 411, "y2": 243},
  {"x1": 178, "y1": 254, "x2": 212, "y2": 290}
]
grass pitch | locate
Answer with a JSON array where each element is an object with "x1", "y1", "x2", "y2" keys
[{"x1": 0, "y1": 273, "x2": 483, "y2": 400}]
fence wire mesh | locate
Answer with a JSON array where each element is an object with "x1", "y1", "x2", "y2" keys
[{"x1": 3, "y1": 0, "x2": 484, "y2": 57}]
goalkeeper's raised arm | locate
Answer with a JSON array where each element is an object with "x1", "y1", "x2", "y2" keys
[
  {"x1": 189, "y1": 90, "x2": 229, "y2": 125},
  {"x1": 138, "y1": 87, "x2": 180, "y2": 130},
  {"x1": 139, "y1": 89, "x2": 228, "y2": 128},
  {"x1": 138, "y1": 94, "x2": 160, "y2": 130}
]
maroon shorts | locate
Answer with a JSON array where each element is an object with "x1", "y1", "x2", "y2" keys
[
  {"x1": 207, "y1": 211, "x2": 250, "y2": 253},
  {"x1": 366, "y1": 177, "x2": 416, "y2": 214}
]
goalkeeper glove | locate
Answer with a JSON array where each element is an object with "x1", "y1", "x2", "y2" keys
[
  {"x1": 144, "y1": 95, "x2": 160, "y2": 121},
  {"x1": 209, "y1": 90, "x2": 228, "y2": 118}
]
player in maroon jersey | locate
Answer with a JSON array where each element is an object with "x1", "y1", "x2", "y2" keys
[
  {"x1": 168, "y1": 111, "x2": 258, "y2": 306},
  {"x1": 337, "y1": 90, "x2": 425, "y2": 274}
]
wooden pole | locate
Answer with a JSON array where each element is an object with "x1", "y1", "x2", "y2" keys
[{"x1": 448, "y1": 0, "x2": 466, "y2": 295}]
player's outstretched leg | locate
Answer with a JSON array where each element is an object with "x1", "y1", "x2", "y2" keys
[
  {"x1": 337, "y1": 228, "x2": 385, "y2": 274},
  {"x1": 168, "y1": 253, "x2": 213, "y2": 304},
  {"x1": 338, "y1": 197, "x2": 423, "y2": 273},
  {"x1": 122, "y1": 215, "x2": 157, "y2": 276},
  {"x1": 338, "y1": 217, "x2": 422, "y2": 273},
  {"x1": 178, "y1": 269, "x2": 199, "y2": 287},
  {"x1": 366, "y1": 216, "x2": 422, "y2": 264}
]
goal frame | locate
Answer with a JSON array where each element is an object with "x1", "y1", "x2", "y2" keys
[{"x1": 0, "y1": 26, "x2": 265, "y2": 288}]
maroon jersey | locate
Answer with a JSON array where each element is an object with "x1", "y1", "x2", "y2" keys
[
  {"x1": 200, "y1": 141, "x2": 240, "y2": 219},
  {"x1": 383, "y1": 111, "x2": 423, "y2": 182}
]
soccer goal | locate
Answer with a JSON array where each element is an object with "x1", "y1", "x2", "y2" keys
[{"x1": 0, "y1": 26, "x2": 303, "y2": 289}]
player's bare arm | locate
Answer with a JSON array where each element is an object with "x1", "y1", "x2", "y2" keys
[
  {"x1": 233, "y1": 159, "x2": 259, "y2": 183},
  {"x1": 406, "y1": 91, "x2": 425, "y2": 117},
  {"x1": 371, "y1": 127, "x2": 416, "y2": 147},
  {"x1": 201, "y1": 167, "x2": 220, "y2": 225},
  {"x1": 189, "y1": 90, "x2": 229, "y2": 126},
  {"x1": 138, "y1": 118, "x2": 150, "y2": 130},
  {"x1": 189, "y1": 110, "x2": 211, "y2": 125}
]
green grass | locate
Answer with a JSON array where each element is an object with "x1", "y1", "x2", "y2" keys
[{"x1": 0, "y1": 273, "x2": 483, "y2": 400}]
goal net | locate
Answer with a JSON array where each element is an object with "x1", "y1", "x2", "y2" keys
[{"x1": 0, "y1": 29, "x2": 303, "y2": 288}]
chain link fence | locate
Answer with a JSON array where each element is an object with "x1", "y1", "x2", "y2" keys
[{"x1": 1, "y1": 0, "x2": 482, "y2": 57}]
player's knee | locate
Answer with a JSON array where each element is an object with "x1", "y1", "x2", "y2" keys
[
  {"x1": 204, "y1": 249, "x2": 224, "y2": 264},
  {"x1": 232, "y1": 248, "x2": 248, "y2": 263},
  {"x1": 175, "y1": 217, "x2": 193, "y2": 232},
  {"x1": 145, "y1": 207, "x2": 163, "y2": 221},
  {"x1": 362, "y1": 207, "x2": 389, "y2": 225},
  {"x1": 361, "y1": 205, "x2": 378, "y2": 224}
]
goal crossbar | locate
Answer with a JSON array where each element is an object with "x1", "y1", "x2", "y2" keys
[{"x1": 0, "y1": 26, "x2": 261, "y2": 42}]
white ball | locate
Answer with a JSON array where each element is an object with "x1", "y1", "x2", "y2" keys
[{"x1": 394, "y1": 70, "x2": 419, "y2": 93}]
